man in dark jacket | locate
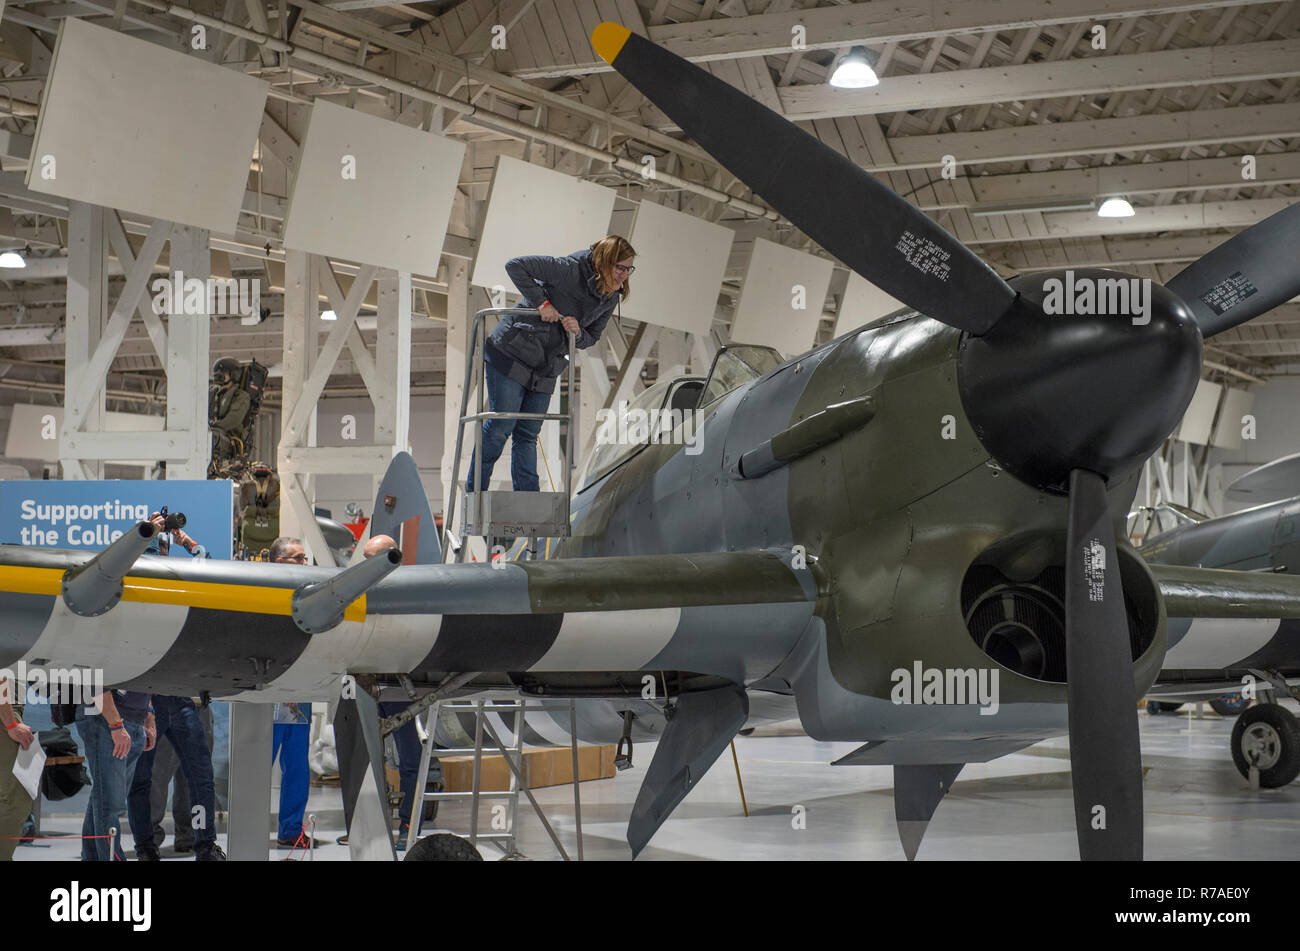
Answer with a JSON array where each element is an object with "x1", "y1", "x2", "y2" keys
[{"x1": 469, "y1": 236, "x2": 636, "y2": 492}]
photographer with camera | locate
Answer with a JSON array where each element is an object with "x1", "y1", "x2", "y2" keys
[
  {"x1": 127, "y1": 511, "x2": 225, "y2": 860},
  {"x1": 145, "y1": 508, "x2": 208, "y2": 559}
]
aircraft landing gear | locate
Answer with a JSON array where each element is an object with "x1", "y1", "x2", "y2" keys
[{"x1": 1231, "y1": 703, "x2": 1300, "y2": 788}]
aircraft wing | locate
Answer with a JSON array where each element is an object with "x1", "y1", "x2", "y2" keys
[
  {"x1": 0, "y1": 543, "x2": 819, "y2": 699},
  {"x1": 1151, "y1": 564, "x2": 1300, "y2": 618}
]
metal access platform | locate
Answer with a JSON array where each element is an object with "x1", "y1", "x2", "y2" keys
[{"x1": 442, "y1": 308, "x2": 576, "y2": 562}]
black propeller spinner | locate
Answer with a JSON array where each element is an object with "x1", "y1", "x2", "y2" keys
[{"x1": 593, "y1": 21, "x2": 1300, "y2": 861}]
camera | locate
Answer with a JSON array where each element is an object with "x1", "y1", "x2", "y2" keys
[{"x1": 158, "y1": 506, "x2": 187, "y2": 532}]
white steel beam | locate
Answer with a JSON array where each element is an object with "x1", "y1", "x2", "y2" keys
[
  {"x1": 103, "y1": 212, "x2": 170, "y2": 364},
  {"x1": 956, "y1": 152, "x2": 1300, "y2": 213},
  {"x1": 885, "y1": 103, "x2": 1300, "y2": 171},
  {"x1": 958, "y1": 197, "x2": 1297, "y2": 246},
  {"x1": 985, "y1": 233, "x2": 1226, "y2": 271},
  {"x1": 576, "y1": 342, "x2": 609, "y2": 472},
  {"x1": 63, "y1": 221, "x2": 170, "y2": 432},
  {"x1": 280, "y1": 260, "x2": 377, "y2": 447},
  {"x1": 440, "y1": 259, "x2": 470, "y2": 509},
  {"x1": 513, "y1": 0, "x2": 1271, "y2": 77},
  {"x1": 371, "y1": 268, "x2": 412, "y2": 501},
  {"x1": 60, "y1": 201, "x2": 108, "y2": 480},
  {"x1": 777, "y1": 39, "x2": 1300, "y2": 121},
  {"x1": 277, "y1": 250, "x2": 334, "y2": 565},
  {"x1": 165, "y1": 225, "x2": 212, "y2": 479}
]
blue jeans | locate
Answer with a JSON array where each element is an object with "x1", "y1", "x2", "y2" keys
[
  {"x1": 271, "y1": 723, "x2": 309, "y2": 840},
  {"x1": 128, "y1": 696, "x2": 217, "y2": 856},
  {"x1": 379, "y1": 701, "x2": 423, "y2": 830},
  {"x1": 76, "y1": 711, "x2": 146, "y2": 861},
  {"x1": 466, "y1": 361, "x2": 553, "y2": 492}
]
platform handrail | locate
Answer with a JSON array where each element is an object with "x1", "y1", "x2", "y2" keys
[{"x1": 441, "y1": 308, "x2": 577, "y2": 560}]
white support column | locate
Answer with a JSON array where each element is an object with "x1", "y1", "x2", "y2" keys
[
  {"x1": 166, "y1": 225, "x2": 211, "y2": 480},
  {"x1": 278, "y1": 251, "x2": 330, "y2": 563},
  {"x1": 61, "y1": 202, "x2": 108, "y2": 480},
  {"x1": 604, "y1": 324, "x2": 660, "y2": 412},
  {"x1": 657, "y1": 329, "x2": 690, "y2": 380},
  {"x1": 441, "y1": 258, "x2": 470, "y2": 511},
  {"x1": 576, "y1": 341, "x2": 609, "y2": 473},
  {"x1": 278, "y1": 254, "x2": 402, "y2": 566},
  {"x1": 373, "y1": 268, "x2": 412, "y2": 501},
  {"x1": 688, "y1": 332, "x2": 715, "y2": 375}
]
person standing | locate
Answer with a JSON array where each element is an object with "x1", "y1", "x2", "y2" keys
[
  {"x1": 359, "y1": 534, "x2": 426, "y2": 850},
  {"x1": 268, "y1": 535, "x2": 325, "y2": 848},
  {"x1": 127, "y1": 513, "x2": 225, "y2": 861},
  {"x1": 0, "y1": 676, "x2": 35, "y2": 861},
  {"x1": 141, "y1": 702, "x2": 215, "y2": 855},
  {"x1": 77, "y1": 690, "x2": 154, "y2": 861},
  {"x1": 467, "y1": 235, "x2": 636, "y2": 493}
]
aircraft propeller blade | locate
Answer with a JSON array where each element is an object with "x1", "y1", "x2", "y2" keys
[
  {"x1": 590, "y1": 23, "x2": 1017, "y2": 336},
  {"x1": 1165, "y1": 202, "x2": 1300, "y2": 338},
  {"x1": 1064, "y1": 468, "x2": 1143, "y2": 861}
]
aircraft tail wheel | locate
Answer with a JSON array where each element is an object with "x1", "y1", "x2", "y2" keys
[
  {"x1": 1231, "y1": 704, "x2": 1300, "y2": 788},
  {"x1": 402, "y1": 833, "x2": 483, "y2": 862}
]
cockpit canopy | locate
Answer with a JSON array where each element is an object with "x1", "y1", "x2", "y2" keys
[
  {"x1": 577, "y1": 343, "x2": 784, "y2": 491},
  {"x1": 1129, "y1": 502, "x2": 1208, "y2": 544}
]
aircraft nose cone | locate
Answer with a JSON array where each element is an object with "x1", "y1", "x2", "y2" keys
[{"x1": 957, "y1": 268, "x2": 1203, "y2": 494}]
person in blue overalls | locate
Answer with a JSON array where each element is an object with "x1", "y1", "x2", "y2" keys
[{"x1": 467, "y1": 235, "x2": 637, "y2": 493}]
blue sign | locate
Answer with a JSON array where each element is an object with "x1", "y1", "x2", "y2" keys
[{"x1": 0, "y1": 480, "x2": 234, "y2": 559}]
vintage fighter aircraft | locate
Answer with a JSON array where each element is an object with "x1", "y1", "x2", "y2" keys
[
  {"x1": 1135, "y1": 492, "x2": 1300, "y2": 786},
  {"x1": 4, "y1": 23, "x2": 1300, "y2": 862}
]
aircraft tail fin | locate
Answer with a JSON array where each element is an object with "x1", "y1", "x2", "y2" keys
[
  {"x1": 627, "y1": 684, "x2": 748, "y2": 858},
  {"x1": 364, "y1": 452, "x2": 441, "y2": 565}
]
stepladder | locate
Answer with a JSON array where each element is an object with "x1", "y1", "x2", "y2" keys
[{"x1": 402, "y1": 695, "x2": 587, "y2": 861}]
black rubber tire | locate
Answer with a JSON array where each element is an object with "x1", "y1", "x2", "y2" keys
[
  {"x1": 1231, "y1": 703, "x2": 1300, "y2": 788},
  {"x1": 1146, "y1": 700, "x2": 1184, "y2": 715},
  {"x1": 1210, "y1": 695, "x2": 1251, "y2": 716},
  {"x1": 403, "y1": 833, "x2": 483, "y2": 862},
  {"x1": 422, "y1": 799, "x2": 439, "y2": 823}
]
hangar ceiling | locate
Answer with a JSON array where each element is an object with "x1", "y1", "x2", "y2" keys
[{"x1": 0, "y1": 0, "x2": 1295, "y2": 415}]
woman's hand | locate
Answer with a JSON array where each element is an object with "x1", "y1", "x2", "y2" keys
[
  {"x1": 538, "y1": 302, "x2": 561, "y2": 322},
  {"x1": 560, "y1": 316, "x2": 580, "y2": 334}
]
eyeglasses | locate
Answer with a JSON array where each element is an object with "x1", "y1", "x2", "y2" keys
[
  {"x1": 280, "y1": 553, "x2": 308, "y2": 564},
  {"x1": 614, "y1": 264, "x2": 636, "y2": 274}
]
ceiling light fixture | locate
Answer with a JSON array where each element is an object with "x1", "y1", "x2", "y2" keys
[
  {"x1": 0, "y1": 249, "x2": 26, "y2": 268},
  {"x1": 830, "y1": 46, "x2": 879, "y2": 89},
  {"x1": 1097, "y1": 196, "x2": 1136, "y2": 218},
  {"x1": 320, "y1": 309, "x2": 337, "y2": 321}
]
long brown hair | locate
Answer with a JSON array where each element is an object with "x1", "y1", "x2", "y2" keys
[{"x1": 590, "y1": 235, "x2": 636, "y2": 299}]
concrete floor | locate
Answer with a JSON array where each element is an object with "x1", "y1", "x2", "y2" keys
[{"x1": 17, "y1": 701, "x2": 1300, "y2": 861}]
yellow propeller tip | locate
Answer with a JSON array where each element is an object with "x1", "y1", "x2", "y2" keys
[{"x1": 591, "y1": 21, "x2": 631, "y2": 64}]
